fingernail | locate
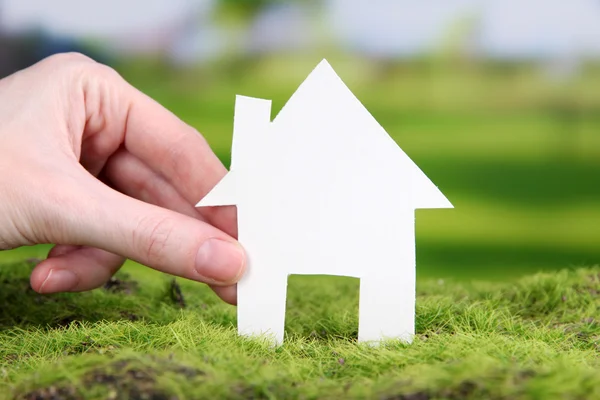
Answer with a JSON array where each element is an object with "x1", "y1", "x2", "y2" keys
[
  {"x1": 195, "y1": 239, "x2": 245, "y2": 284},
  {"x1": 39, "y1": 269, "x2": 79, "y2": 293}
]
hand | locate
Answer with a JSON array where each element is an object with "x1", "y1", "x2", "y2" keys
[{"x1": 0, "y1": 53, "x2": 245, "y2": 304}]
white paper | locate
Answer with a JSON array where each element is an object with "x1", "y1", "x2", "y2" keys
[{"x1": 197, "y1": 59, "x2": 453, "y2": 345}]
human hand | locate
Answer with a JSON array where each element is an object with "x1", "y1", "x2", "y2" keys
[{"x1": 0, "y1": 53, "x2": 245, "y2": 304}]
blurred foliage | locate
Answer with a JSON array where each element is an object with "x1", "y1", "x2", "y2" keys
[{"x1": 114, "y1": 54, "x2": 600, "y2": 279}]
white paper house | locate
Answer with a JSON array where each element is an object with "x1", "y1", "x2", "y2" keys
[{"x1": 197, "y1": 60, "x2": 452, "y2": 345}]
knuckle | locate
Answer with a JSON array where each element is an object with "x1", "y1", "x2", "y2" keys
[
  {"x1": 43, "y1": 52, "x2": 121, "y2": 89},
  {"x1": 86, "y1": 63, "x2": 122, "y2": 86},
  {"x1": 44, "y1": 52, "x2": 96, "y2": 70},
  {"x1": 135, "y1": 215, "x2": 176, "y2": 264},
  {"x1": 81, "y1": 59, "x2": 123, "y2": 85}
]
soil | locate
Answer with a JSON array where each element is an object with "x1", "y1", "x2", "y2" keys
[{"x1": 19, "y1": 358, "x2": 205, "y2": 400}]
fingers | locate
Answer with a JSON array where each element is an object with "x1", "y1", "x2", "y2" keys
[
  {"x1": 104, "y1": 148, "x2": 238, "y2": 236},
  {"x1": 35, "y1": 244, "x2": 238, "y2": 304},
  {"x1": 31, "y1": 242, "x2": 239, "y2": 304},
  {"x1": 33, "y1": 242, "x2": 239, "y2": 306},
  {"x1": 48, "y1": 173, "x2": 246, "y2": 289},
  {"x1": 30, "y1": 246, "x2": 125, "y2": 293},
  {"x1": 104, "y1": 150, "x2": 239, "y2": 303}
]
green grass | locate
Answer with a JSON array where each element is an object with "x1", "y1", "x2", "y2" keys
[{"x1": 3, "y1": 258, "x2": 600, "y2": 399}]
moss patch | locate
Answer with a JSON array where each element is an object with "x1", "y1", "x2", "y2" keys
[{"x1": 2, "y1": 260, "x2": 600, "y2": 399}]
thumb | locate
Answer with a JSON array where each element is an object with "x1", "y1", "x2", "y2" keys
[{"x1": 51, "y1": 177, "x2": 246, "y2": 286}]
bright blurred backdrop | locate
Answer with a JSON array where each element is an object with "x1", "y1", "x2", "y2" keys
[{"x1": 2, "y1": 0, "x2": 600, "y2": 281}]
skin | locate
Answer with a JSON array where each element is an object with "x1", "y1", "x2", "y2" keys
[{"x1": 0, "y1": 53, "x2": 245, "y2": 305}]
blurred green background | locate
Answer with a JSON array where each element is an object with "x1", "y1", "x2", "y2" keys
[{"x1": 2, "y1": 0, "x2": 600, "y2": 280}]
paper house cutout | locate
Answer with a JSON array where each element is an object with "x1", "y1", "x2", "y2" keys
[{"x1": 197, "y1": 59, "x2": 452, "y2": 345}]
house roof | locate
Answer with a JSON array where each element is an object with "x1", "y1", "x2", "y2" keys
[
  {"x1": 271, "y1": 59, "x2": 452, "y2": 210},
  {"x1": 199, "y1": 60, "x2": 452, "y2": 211}
]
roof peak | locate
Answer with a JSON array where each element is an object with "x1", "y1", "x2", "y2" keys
[{"x1": 272, "y1": 58, "x2": 352, "y2": 124}]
